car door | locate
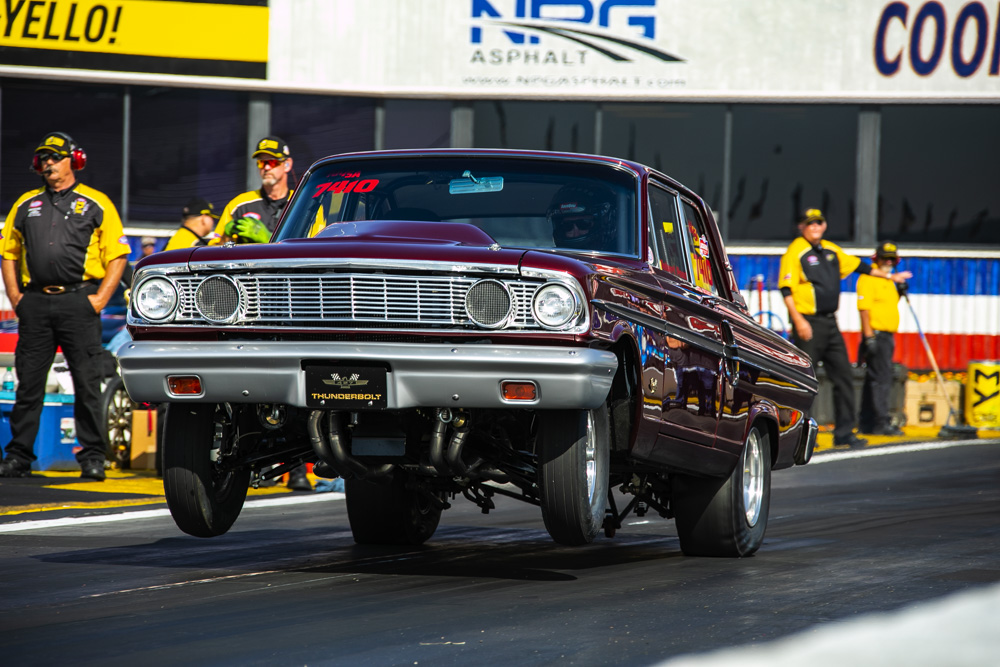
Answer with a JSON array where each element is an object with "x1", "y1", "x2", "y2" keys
[{"x1": 645, "y1": 181, "x2": 725, "y2": 449}]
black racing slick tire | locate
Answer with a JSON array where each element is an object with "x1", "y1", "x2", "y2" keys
[
  {"x1": 162, "y1": 403, "x2": 250, "y2": 538},
  {"x1": 537, "y1": 405, "x2": 611, "y2": 546},
  {"x1": 673, "y1": 425, "x2": 771, "y2": 557},
  {"x1": 345, "y1": 473, "x2": 442, "y2": 545}
]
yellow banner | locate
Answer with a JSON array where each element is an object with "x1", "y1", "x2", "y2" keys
[{"x1": 0, "y1": 0, "x2": 267, "y2": 63}]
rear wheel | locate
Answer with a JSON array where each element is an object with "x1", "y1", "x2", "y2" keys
[
  {"x1": 345, "y1": 472, "x2": 442, "y2": 545},
  {"x1": 537, "y1": 405, "x2": 610, "y2": 546},
  {"x1": 673, "y1": 425, "x2": 771, "y2": 557},
  {"x1": 100, "y1": 374, "x2": 133, "y2": 468},
  {"x1": 162, "y1": 404, "x2": 249, "y2": 538}
]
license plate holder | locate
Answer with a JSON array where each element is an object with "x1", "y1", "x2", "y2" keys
[{"x1": 305, "y1": 365, "x2": 388, "y2": 409}]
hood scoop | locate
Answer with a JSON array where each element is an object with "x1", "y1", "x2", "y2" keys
[{"x1": 307, "y1": 220, "x2": 500, "y2": 248}]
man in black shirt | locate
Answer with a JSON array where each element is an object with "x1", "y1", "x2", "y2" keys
[
  {"x1": 779, "y1": 209, "x2": 910, "y2": 448},
  {"x1": 0, "y1": 132, "x2": 130, "y2": 479}
]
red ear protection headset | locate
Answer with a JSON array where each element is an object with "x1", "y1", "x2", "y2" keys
[{"x1": 31, "y1": 132, "x2": 87, "y2": 173}]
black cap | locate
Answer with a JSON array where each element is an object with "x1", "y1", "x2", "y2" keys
[
  {"x1": 799, "y1": 208, "x2": 826, "y2": 225},
  {"x1": 182, "y1": 197, "x2": 219, "y2": 220},
  {"x1": 875, "y1": 241, "x2": 899, "y2": 261},
  {"x1": 251, "y1": 136, "x2": 291, "y2": 160},
  {"x1": 35, "y1": 132, "x2": 75, "y2": 155}
]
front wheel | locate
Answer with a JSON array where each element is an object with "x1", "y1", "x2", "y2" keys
[
  {"x1": 162, "y1": 404, "x2": 249, "y2": 538},
  {"x1": 345, "y1": 472, "x2": 442, "y2": 545},
  {"x1": 673, "y1": 425, "x2": 771, "y2": 557},
  {"x1": 537, "y1": 405, "x2": 611, "y2": 546}
]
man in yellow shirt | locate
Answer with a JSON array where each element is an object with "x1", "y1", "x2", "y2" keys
[
  {"x1": 779, "y1": 209, "x2": 910, "y2": 448},
  {"x1": 165, "y1": 197, "x2": 219, "y2": 250},
  {"x1": 857, "y1": 242, "x2": 907, "y2": 436}
]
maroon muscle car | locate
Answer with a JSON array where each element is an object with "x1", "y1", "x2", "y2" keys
[{"x1": 118, "y1": 149, "x2": 818, "y2": 557}]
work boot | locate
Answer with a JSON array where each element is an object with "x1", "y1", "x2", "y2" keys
[
  {"x1": 833, "y1": 433, "x2": 868, "y2": 449},
  {"x1": 287, "y1": 464, "x2": 312, "y2": 491},
  {"x1": 80, "y1": 460, "x2": 107, "y2": 481},
  {"x1": 0, "y1": 459, "x2": 32, "y2": 478}
]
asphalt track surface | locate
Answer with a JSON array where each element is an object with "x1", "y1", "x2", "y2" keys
[{"x1": 0, "y1": 438, "x2": 997, "y2": 666}]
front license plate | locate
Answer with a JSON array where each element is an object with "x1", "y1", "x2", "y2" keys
[{"x1": 305, "y1": 365, "x2": 388, "y2": 409}]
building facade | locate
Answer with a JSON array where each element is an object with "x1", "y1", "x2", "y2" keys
[{"x1": 1, "y1": 0, "x2": 997, "y2": 368}]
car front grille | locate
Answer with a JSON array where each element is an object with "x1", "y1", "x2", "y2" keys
[{"x1": 171, "y1": 273, "x2": 543, "y2": 329}]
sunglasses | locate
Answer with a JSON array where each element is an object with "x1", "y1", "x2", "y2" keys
[
  {"x1": 553, "y1": 215, "x2": 596, "y2": 233},
  {"x1": 803, "y1": 219, "x2": 825, "y2": 226},
  {"x1": 36, "y1": 151, "x2": 67, "y2": 164},
  {"x1": 256, "y1": 158, "x2": 285, "y2": 170}
]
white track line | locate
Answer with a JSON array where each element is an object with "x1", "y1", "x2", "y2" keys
[
  {"x1": 808, "y1": 438, "x2": 996, "y2": 464},
  {"x1": 0, "y1": 491, "x2": 344, "y2": 533}
]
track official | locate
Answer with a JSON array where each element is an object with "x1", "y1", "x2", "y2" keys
[
  {"x1": 0, "y1": 132, "x2": 130, "y2": 480},
  {"x1": 212, "y1": 136, "x2": 294, "y2": 245},
  {"x1": 165, "y1": 197, "x2": 219, "y2": 250},
  {"x1": 857, "y1": 241, "x2": 907, "y2": 436},
  {"x1": 779, "y1": 209, "x2": 910, "y2": 448}
]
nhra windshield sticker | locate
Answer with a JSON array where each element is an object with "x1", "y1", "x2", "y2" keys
[{"x1": 313, "y1": 179, "x2": 379, "y2": 197}]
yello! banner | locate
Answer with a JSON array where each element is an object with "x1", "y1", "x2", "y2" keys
[{"x1": 0, "y1": 0, "x2": 268, "y2": 78}]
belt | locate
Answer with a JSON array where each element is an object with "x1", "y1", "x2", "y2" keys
[{"x1": 26, "y1": 280, "x2": 98, "y2": 295}]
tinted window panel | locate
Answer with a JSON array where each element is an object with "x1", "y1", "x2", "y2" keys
[
  {"x1": 129, "y1": 87, "x2": 247, "y2": 224},
  {"x1": 603, "y1": 104, "x2": 725, "y2": 215},
  {"x1": 271, "y1": 94, "x2": 377, "y2": 175},
  {"x1": 473, "y1": 101, "x2": 596, "y2": 153},
  {"x1": 729, "y1": 105, "x2": 857, "y2": 242},
  {"x1": 1, "y1": 80, "x2": 123, "y2": 217},
  {"x1": 879, "y1": 105, "x2": 1000, "y2": 245}
]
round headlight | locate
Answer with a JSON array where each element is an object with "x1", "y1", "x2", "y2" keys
[
  {"x1": 532, "y1": 283, "x2": 579, "y2": 329},
  {"x1": 134, "y1": 277, "x2": 178, "y2": 322}
]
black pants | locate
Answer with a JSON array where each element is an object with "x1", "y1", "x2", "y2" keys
[
  {"x1": 791, "y1": 314, "x2": 857, "y2": 441},
  {"x1": 2, "y1": 286, "x2": 106, "y2": 466},
  {"x1": 858, "y1": 330, "x2": 896, "y2": 433}
]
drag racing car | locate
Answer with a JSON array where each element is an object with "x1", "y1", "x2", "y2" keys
[{"x1": 118, "y1": 149, "x2": 818, "y2": 557}]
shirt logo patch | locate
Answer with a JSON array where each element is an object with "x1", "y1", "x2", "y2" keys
[
  {"x1": 118, "y1": 235, "x2": 129, "y2": 245},
  {"x1": 806, "y1": 256, "x2": 820, "y2": 266},
  {"x1": 29, "y1": 200, "x2": 42, "y2": 208},
  {"x1": 71, "y1": 198, "x2": 90, "y2": 215},
  {"x1": 27, "y1": 208, "x2": 42, "y2": 218},
  {"x1": 244, "y1": 212, "x2": 262, "y2": 221}
]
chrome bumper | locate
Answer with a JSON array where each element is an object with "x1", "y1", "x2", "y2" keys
[{"x1": 117, "y1": 340, "x2": 618, "y2": 410}]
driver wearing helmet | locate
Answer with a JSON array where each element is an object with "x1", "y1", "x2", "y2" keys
[{"x1": 547, "y1": 184, "x2": 615, "y2": 252}]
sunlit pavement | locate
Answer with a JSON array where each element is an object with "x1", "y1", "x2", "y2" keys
[
  {"x1": 2, "y1": 428, "x2": 996, "y2": 520},
  {"x1": 0, "y1": 467, "x2": 316, "y2": 519}
]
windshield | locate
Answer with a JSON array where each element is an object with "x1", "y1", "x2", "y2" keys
[{"x1": 275, "y1": 156, "x2": 639, "y2": 256}]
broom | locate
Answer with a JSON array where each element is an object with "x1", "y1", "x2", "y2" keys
[{"x1": 903, "y1": 295, "x2": 978, "y2": 439}]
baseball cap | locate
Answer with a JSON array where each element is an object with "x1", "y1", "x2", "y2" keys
[
  {"x1": 799, "y1": 208, "x2": 826, "y2": 225},
  {"x1": 875, "y1": 241, "x2": 899, "y2": 261},
  {"x1": 141, "y1": 236, "x2": 157, "y2": 247},
  {"x1": 35, "y1": 132, "x2": 74, "y2": 156},
  {"x1": 182, "y1": 197, "x2": 219, "y2": 220},
  {"x1": 251, "y1": 136, "x2": 291, "y2": 160}
]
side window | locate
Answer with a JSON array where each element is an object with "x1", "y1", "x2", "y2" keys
[
  {"x1": 680, "y1": 200, "x2": 722, "y2": 296},
  {"x1": 648, "y1": 185, "x2": 689, "y2": 282}
]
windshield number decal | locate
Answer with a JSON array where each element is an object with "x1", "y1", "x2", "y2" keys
[{"x1": 313, "y1": 179, "x2": 379, "y2": 197}]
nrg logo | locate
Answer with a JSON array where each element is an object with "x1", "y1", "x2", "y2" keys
[{"x1": 470, "y1": 0, "x2": 682, "y2": 62}]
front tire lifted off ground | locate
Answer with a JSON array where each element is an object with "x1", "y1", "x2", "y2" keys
[{"x1": 162, "y1": 403, "x2": 250, "y2": 538}]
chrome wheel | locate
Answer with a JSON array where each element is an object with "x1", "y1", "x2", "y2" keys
[{"x1": 743, "y1": 429, "x2": 764, "y2": 527}]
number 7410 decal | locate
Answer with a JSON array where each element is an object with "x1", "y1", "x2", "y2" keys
[{"x1": 313, "y1": 179, "x2": 379, "y2": 197}]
